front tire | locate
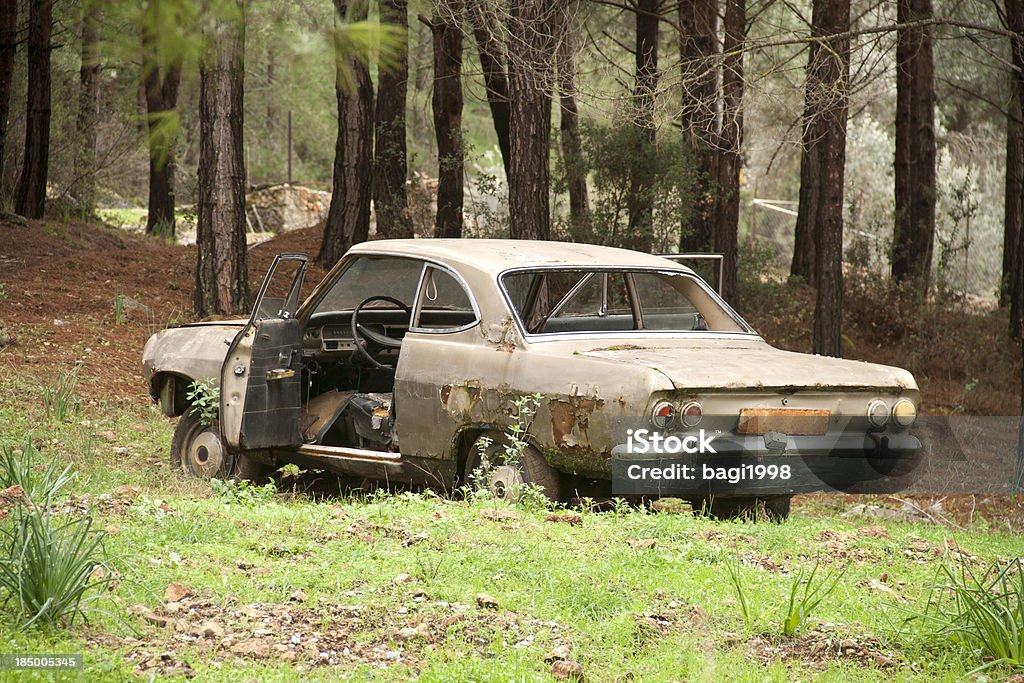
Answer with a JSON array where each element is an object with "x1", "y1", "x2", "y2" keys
[
  {"x1": 170, "y1": 411, "x2": 270, "y2": 482},
  {"x1": 690, "y1": 495, "x2": 792, "y2": 522},
  {"x1": 463, "y1": 431, "x2": 561, "y2": 503}
]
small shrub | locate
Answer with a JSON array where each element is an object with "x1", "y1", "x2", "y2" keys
[
  {"x1": 113, "y1": 293, "x2": 125, "y2": 325},
  {"x1": 0, "y1": 508, "x2": 108, "y2": 628},
  {"x1": 210, "y1": 477, "x2": 277, "y2": 506},
  {"x1": 42, "y1": 366, "x2": 81, "y2": 423},
  {"x1": 186, "y1": 378, "x2": 219, "y2": 427},
  {"x1": 0, "y1": 437, "x2": 76, "y2": 504}
]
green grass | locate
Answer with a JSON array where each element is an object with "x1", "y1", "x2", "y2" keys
[{"x1": 2, "y1": 369, "x2": 1024, "y2": 680}]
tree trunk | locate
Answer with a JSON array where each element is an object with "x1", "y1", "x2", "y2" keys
[
  {"x1": 319, "y1": 0, "x2": 373, "y2": 267},
  {"x1": 374, "y1": 0, "x2": 413, "y2": 239},
  {"x1": 808, "y1": 0, "x2": 850, "y2": 358},
  {"x1": 0, "y1": 0, "x2": 17, "y2": 192},
  {"x1": 715, "y1": 0, "x2": 743, "y2": 306},
  {"x1": 557, "y1": 22, "x2": 588, "y2": 226},
  {"x1": 469, "y1": 0, "x2": 511, "y2": 179},
  {"x1": 508, "y1": 0, "x2": 558, "y2": 240},
  {"x1": 15, "y1": 0, "x2": 53, "y2": 219},
  {"x1": 430, "y1": 6, "x2": 464, "y2": 239},
  {"x1": 678, "y1": 0, "x2": 718, "y2": 252},
  {"x1": 891, "y1": 0, "x2": 936, "y2": 288},
  {"x1": 142, "y1": 6, "x2": 182, "y2": 237},
  {"x1": 626, "y1": 0, "x2": 658, "y2": 252},
  {"x1": 1004, "y1": 0, "x2": 1023, "y2": 338},
  {"x1": 74, "y1": 5, "x2": 101, "y2": 217},
  {"x1": 194, "y1": 1, "x2": 248, "y2": 316}
]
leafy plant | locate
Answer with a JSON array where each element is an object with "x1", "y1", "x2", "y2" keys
[
  {"x1": 186, "y1": 378, "x2": 220, "y2": 427},
  {"x1": 0, "y1": 507, "x2": 109, "y2": 629},
  {"x1": 0, "y1": 437, "x2": 76, "y2": 504},
  {"x1": 470, "y1": 393, "x2": 544, "y2": 502},
  {"x1": 210, "y1": 477, "x2": 277, "y2": 506},
  {"x1": 782, "y1": 557, "x2": 842, "y2": 636},
  {"x1": 42, "y1": 366, "x2": 81, "y2": 423},
  {"x1": 923, "y1": 560, "x2": 1024, "y2": 673}
]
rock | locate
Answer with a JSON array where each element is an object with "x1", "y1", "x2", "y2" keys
[
  {"x1": 627, "y1": 538, "x2": 657, "y2": 550},
  {"x1": 120, "y1": 296, "x2": 150, "y2": 314},
  {"x1": 476, "y1": 593, "x2": 499, "y2": 609},
  {"x1": 549, "y1": 660, "x2": 585, "y2": 681},
  {"x1": 395, "y1": 627, "x2": 420, "y2": 641},
  {"x1": 198, "y1": 620, "x2": 224, "y2": 639},
  {"x1": 0, "y1": 211, "x2": 28, "y2": 226},
  {"x1": 289, "y1": 589, "x2": 308, "y2": 603},
  {"x1": 544, "y1": 644, "x2": 572, "y2": 662},
  {"x1": 245, "y1": 184, "x2": 330, "y2": 233},
  {"x1": 231, "y1": 638, "x2": 273, "y2": 657},
  {"x1": 545, "y1": 512, "x2": 583, "y2": 525},
  {"x1": 393, "y1": 573, "x2": 414, "y2": 585},
  {"x1": 163, "y1": 582, "x2": 193, "y2": 603},
  {"x1": 129, "y1": 604, "x2": 175, "y2": 628}
]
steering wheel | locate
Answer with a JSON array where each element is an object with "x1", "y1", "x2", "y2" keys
[{"x1": 351, "y1": 295, "x2": 412, "y2": 369}]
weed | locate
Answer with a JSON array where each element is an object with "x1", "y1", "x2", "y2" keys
[
  {"x1": 41, "y1": 366, "x2": 81, "y2": 423},
  {"x1": 923, "y1": 560, "x2": 1024, "y2": 673},
  {"x1": 0, "y1": 508, "x2": 109, "y2": 629},
  {"x1": 782, "y1": 557, "x2": 842, "y2": 636},
  {"x1": 726, "y1": 558, "x2": 760, "y2": 631},
  {"x1": 186, "y1": 378, "x2": 219, "y2": 427},
  {"x1": 0, "y1": 437, "x2": 76, "y2": 504},
  {"x1": 210, "y1": 477, "x2": 277, "y2": 506},
  {"x1": 113, "y1": 292, "x2": 125, "y2": 325},
  {"x1": 0, "y1": 281, "x2": 6, "y2": 298}
]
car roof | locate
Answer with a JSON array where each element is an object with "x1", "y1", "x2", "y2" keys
[{"x1": 347, "y1": 239, "x2": 696, "y2": 277}]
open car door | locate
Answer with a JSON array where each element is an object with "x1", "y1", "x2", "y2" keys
[{"x1": 221, "y1": 254, "x2": 307, "y2": 451}]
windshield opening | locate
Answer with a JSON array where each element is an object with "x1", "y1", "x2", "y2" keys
[{"x1": 501, "y1": 269, "x2": 751, "y2": 335}]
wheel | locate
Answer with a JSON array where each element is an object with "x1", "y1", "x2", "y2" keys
[
  {"x1": 690, "y1": 495, "x2": 792, "y2": 522},
  {"x1": 463, "y1": 431, "x2": 561, "y2": 503},
  {"x1": 170, "y1": 411, "x2": 271, "y2": 482}
]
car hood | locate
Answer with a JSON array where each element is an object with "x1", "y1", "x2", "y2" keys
[{"x1": 566, "y1": 336, "x2": 918, "y2": 393}]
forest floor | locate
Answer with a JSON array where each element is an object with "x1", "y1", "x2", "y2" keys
[{"x1": 0, "y1": 215, "x2": 1023, "y2": 681}]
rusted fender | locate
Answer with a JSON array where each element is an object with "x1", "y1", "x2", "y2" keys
[{"x1": 141, "y1": 322, "x2": 245, "y2": 407}]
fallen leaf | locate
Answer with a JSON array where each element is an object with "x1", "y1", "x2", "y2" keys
[{"x1": 163, "y1": 582, "x2": 193, "y2": 603}]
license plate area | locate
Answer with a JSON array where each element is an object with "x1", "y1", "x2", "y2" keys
[{"x1": 736, "y1": 408, "x2": 830, "y2": 435}]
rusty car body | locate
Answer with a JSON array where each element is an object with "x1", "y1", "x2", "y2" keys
[{"x1": 142, "y1": 239, "x2": 921, "y2": 517}]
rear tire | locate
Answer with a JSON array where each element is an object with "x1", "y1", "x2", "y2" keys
[
  {"x1": 690, "y1": 495, "x2": 792, "y2": 522},
  {"x1": 170, "y1": 411, "x2": 272, "y2": 482},
  {"x1": 463, "y1": 431, "x2": 561, "y2": 503}
]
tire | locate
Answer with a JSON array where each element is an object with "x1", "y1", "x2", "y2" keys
[
  {"x1": 170, "y1": 411, "x2": 271, "y2": 482},
  {"x1": 690, "y1": 495, "x2": 792, "y2": 522},
  {"x1": 463, "y1": 431, "x2": 561, "y2": 503}
]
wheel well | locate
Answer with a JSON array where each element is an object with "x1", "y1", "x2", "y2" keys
[{"x1": 153, "y1": 373, "x2": 196, "y2": 417}]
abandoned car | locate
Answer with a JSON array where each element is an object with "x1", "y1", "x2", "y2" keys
[{"x1": 142, "y1": 240, "x2": 921, "y2": 518}]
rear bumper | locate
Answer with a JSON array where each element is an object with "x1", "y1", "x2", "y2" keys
[{"x1": 611, "y1": 431, "x2": 922, "y2": 496}]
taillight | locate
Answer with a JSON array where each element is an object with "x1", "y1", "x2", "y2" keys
[
  {"x1": 651, "y1": 401, "x2": 674, "y2": 428},
  {"x1": 680, "y1": 401, "x2": 703, "y2": 428}
]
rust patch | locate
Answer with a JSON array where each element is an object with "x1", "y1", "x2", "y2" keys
[
  {"x1": 585, "y1": 343, "x2": 654, "y2": 352},
  {"x1": 440, "y1": 384, "x2": 452, "y2": 404},
  {"x1": 549, "y1": 397, "x2": 603, "y2": 451}
]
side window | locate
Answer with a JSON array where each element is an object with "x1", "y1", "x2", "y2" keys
[{"x1": 412, "y1": 267, "x2": 477, "y2": 331}]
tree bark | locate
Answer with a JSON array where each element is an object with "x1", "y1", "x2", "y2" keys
[
  {"x1": 626, "y1": 0, "x2": 659, "y2": 252},
  {"x1": 0, "y1": 0, "x2": 17, "y2": 192},
  {"x1": 74, "y1": 5, "x2": 101, "y2": 217},
  {"x1": 194, "y1": 1, "x2": 248, "y2": 316},
  {"x1": 430, "y1": 6, "x2": 464, "y2": 239},
  {"x1": 374, "y1": 0, "x2": 413, "y2": 239},
  {"x1": 15, "y1": 0, "x2": 53, "y2": 219},
  {"x1": 508, "y1": 0, "x2": 558, "y2": 240},
  {"x1": 678, "y1": 0, "x2": 718, "y2": 252},
  {"x1": 319, "y1": 0, "x2": 373, "y2": 267},
  {"x1": 557, "y1": 21, "x2": 588, "y2": 226},
  {"x1": 1004, "y1": 0, "x2": 1023, "y2": 340},
  {"x1": 891, "y1": 0, "x2": 936, "y2": 288},
  {"x1": 142, "y1": 4, "x2": 182, "y2": 236},
  {"x1": 715, "y1": 0, "x2": 743, "y2": 306},
  {"x1": 808, "y1": 0, "x2": 850, "y2": 358},
  {"x1": 468, "y1": 0, "x2": 511, "y2": 179}
]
